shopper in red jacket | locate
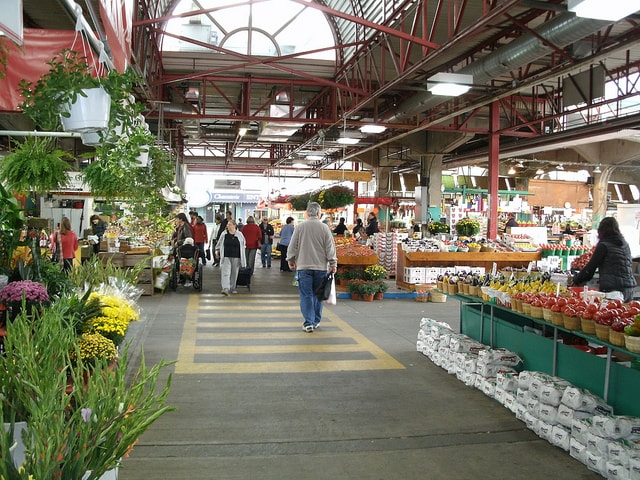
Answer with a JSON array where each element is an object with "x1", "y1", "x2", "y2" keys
[
  {"x1": 241, "y1": 216, "x2": 262, "y2": 272},
  {"x1": 50, "y1": 216, "x2": 79, "y2": 272},
  {"x1": 192, "y1": 215, "x2": 209, "y2": 265}
]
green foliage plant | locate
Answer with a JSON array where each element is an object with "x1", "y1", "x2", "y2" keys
[
  {"x1": 0, "y1": 297, "x2": 174, "y2": 479},
  {"x1": 0, "y1": 183, "x2": 24, "y2": 276},
  {"x1": 0, "y1": 136, "x2": 71, "y2": 194},
  {"x1": 68, "y1": 256, "x2": 144, "y2": 289}
]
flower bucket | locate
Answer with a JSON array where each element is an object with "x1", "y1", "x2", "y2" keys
[
  {"x1": 4, "y1": 421, "x2": 28, "y2": 469},
  {"x1": 61, "y1": 87, "x2": 111, "y2": 133}
]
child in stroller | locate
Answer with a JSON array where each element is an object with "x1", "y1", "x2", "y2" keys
[{"x1": 170, "y1": 237, "x2": 203, "y2": 291}]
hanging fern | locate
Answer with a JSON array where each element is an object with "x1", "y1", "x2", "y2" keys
[{"x1": 0, "y1": 136, "x2": 71, "y2": 194}]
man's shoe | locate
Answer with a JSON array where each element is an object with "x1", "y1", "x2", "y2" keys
[
  {"x1": 267, "y1": 265, "x2": 271, "y2": 268},
  {"x1": 221, "y1": 289, "x2": 229, "y2": 296},
  {"x1": 303, "y1": 325, "x2": 314, "y2": 333},
  {"x1": 262, "y1": 264, "x2": 266, "y2": 268},
  {"x1": 184, "y1": 281, "x2": 192, "y2": 287},
  {"x1": 230, "y1": 289, "x2": 238, "y2": 294},
  {"x1": 312, "y1": 324, "x2": 320, "y2": 330}
]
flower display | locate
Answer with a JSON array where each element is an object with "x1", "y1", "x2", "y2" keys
[
  {"x1": 455, "y1": 218, "x2": 480, "y2": 236},
  {"x1": 364, "y1": 264, "x2": 387, "y2": 280},
  {"x1": 0, "y1": 279, "x2": 49, "y2": 304},
  {"x1": 427, "y1": 222, "x2": 450, "y2": 235},
  {"x1": 70, "y1": 332, "x2": 118, "y2": 364},
  {"x1": 85, "y1": 291, "x2": 140, "y2": 346}
]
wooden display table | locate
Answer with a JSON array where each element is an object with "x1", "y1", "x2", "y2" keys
[
  {"x1": 337, "y1": 253, "x2": 379, "y2": 266},
  {"x1": 396, "y1": 244, "x2": 541, "y2": 290}
]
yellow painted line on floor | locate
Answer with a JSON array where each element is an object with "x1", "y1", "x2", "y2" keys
[
  {"x1": 175, "y1": 295, "x2": 405, "y2": 374},
  {"x1": 196, "y1": 344, "x2": 368, "y2": 354}
]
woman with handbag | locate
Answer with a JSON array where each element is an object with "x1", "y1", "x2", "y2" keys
[{"x1": 278, "y1": 216, "x2": 295, "y2": 272}]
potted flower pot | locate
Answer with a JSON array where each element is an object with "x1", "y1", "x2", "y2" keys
[{"x1": 60, "y1": 87, "x2": 111, "y2": 133}]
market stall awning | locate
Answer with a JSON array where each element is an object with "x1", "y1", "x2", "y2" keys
[{"x1": 355, "y1": 197, "x2": 393, "y2": 205}]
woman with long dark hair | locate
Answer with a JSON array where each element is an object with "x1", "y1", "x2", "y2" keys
[{"x1": 571, "y1": 217, "x2": 637, "y2": 302}]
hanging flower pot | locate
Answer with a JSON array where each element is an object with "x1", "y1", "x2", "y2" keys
[
  {"x1": 135, "y1": 145, "x2": 150, "y2": 167},
  {"x1": 60, "y1": 87, "x2": 111, "y2": 133}
]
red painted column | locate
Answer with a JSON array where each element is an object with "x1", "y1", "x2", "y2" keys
[{"x1": 487, "y1": 101, "x2": 500, "y2": 239}]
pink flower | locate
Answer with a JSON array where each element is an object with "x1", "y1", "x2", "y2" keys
[{"x1": 0, "y1": 280, "x2": 49, "y2": 304}]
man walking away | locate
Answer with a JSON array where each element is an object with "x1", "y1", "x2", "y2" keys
[{"x1": 286, "y1": 202, "x2": 337, "y2": 332}]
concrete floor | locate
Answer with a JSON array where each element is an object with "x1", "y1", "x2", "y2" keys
[{"x1": 118, "y1": 264, "x2": 601, "y2": 480}]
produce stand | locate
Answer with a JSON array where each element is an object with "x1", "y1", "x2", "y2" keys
[
  {"x1": 396, "y1": 244, "x2": 541, "y2": 291},
  {"x1": 454, "y1": 292, "x2": 640, "y2": 417}
]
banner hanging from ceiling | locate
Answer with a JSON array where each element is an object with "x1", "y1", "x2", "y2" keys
[{"x1": 0, "y1": 29, "x2": 78, "y2": 111}]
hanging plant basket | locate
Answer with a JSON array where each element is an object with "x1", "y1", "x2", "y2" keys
[{"x1": 60, "y1": 87, "x2": 111, "y2": 133}]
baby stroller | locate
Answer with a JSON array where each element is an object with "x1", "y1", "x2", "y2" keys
[{"x1": 169, "y1": 241, "x2": 203, "y2": 291}]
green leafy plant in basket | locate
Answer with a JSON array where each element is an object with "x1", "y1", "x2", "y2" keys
[{"x1": 455, "y1": 218, "x2": 480, "y2": 236}]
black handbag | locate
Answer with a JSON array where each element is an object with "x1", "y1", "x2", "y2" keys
[
  {"x1": 314, "y1": 273, "x2": 333, "y2": 301},
  {"x1": 205, "y1": 248, "x2": 211, "y2": 261}
]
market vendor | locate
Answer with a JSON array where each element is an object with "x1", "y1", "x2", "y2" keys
[{"x1": 570, "y1": 217, "x2": 636, "y2": 302}]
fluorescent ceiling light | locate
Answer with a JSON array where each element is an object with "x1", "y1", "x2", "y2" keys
[
  {"x1": 568, "y1": 0, "x2": 639, "y2": 21},
  {"x1": 508, "y1": 166, "x2": 516, "y2": 175},
  {"x1": 360, "y1": 125, "x2": 386, "y2": 134},
  {"x1": 336, "y1": 137, "x2": 360, "y2": 145},
  {"x1": 306, "y1": 154, "x2": 323, "y2": 161},
  {"x1": 427, "y1": 72, "x2": 473, "y2": 96},
  {"x1": 292, "y1": 162, "x2": 307, "y2": 169},
  {"x1": 238, "y1": 127, "x2": 248, "y2": 136}
]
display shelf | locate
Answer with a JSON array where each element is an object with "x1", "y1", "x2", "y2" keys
[
  {"x1": 395, "y1": 244, "x2": 541, "y2": 291},
  {"x1": 337, "y1": 253, "x2": 379, "y2": 266},
  {"x1": 452, "y1": 292, "x2": 640, "y2": 417}
]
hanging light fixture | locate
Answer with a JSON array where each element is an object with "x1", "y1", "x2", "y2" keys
[
  {"x1": 508, "y1": 166, "x2": 516, "y2": 175},
  {"x1": 568, "y1": 0, "x2": 640, "y2": 21},
  {"x1": 593, "y1": 164, "x2": 602, "y2": 174},
  {"x1": 535, "y1": 167, "x2": 545, "y2": 175},
  {"x1": 556, "y1": 164, "x2": 564, "y2": 171},
  {"x1": 516, "y1": 161, "x2": 525, "y2": 168},
  {"x1": 427, "y1": 72, "x2": 474, "y2": 96}
]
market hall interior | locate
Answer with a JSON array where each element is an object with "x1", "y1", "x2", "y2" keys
[{"x1": 119, "y1": 264, "x2": 602, "y2": 480}]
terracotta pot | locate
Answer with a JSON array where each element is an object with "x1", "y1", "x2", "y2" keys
[
  {"x1": 374, "y1": 292, "x2": 384, "y2": 300},
  {"x1": 350, "y1": 293, "x2": 361, "y2": 301},
  {"x1": 361, "y1": 294, "x2": 374, "y2": 302}
]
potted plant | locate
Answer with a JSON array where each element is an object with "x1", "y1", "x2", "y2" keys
[
  {"x1": 427, "y1": 221, "x2": 450, "y2": 236},
  {"x1": 347, "y1": 278, "x2": 364, "y2": 300},
  {"x1": 455, "y1": 218, "x2": 480, "y2": 237},
  {"x1": 19, "y1": 49, "x2": 110, "y2": 132},
  {"x1": 0, "y1": 279, "x2": 50, "y2": 320},
  {"x1": 364, "y1": 264, "x2": 387, "y2": 281},
  {"x1": 0, "y1": 136, "x2": 72, "y2": 194},
  {"x1": 373, "y1": 280, "x2": 388, "y2": 300},
  {"x1": 359, "y1": 280, "x2": 379, "y2": 301}
]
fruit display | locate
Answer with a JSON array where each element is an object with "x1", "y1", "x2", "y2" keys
[
  {"x1": 335, "y1": 243, "x2": 377, "y2": 258},
  {"x1": 570, "y1": 248, "x2": 594, "y2": 270}
]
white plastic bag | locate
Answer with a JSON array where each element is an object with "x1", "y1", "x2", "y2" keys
[{"x1": 323, "y1": 274, "x2": 336, "y2": 305}]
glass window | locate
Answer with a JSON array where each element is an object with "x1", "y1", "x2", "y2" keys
[{"x1": 162, "y1": 0, "x2": 336, "y2": 61}]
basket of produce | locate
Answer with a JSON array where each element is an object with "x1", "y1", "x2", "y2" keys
[
  {"x1": 430, "y1": 291, "x2": 447, "y2": 303},
  {"x1": 551, "y1": 311, "x2": 564, "y2": 326},
  {"x1": 414, "y1": 293, "x2": 430, "y2": 303},
  {"x1": 625, "y1": 335, "x2": 640, "y2": 353},
  {"x1": 610, "y1": 329, "x2": 626, "y2": 347},
  {"x1": 581, "y1": 318, "x2": 596, "y2": 334},
  {"x1": 595, "y1": 323, "x2": 611, "y2": 341},
  {"x1": 563, "y1": 315, "x2": 581, "y2": 330}
]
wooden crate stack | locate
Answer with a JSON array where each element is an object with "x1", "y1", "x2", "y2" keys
[{"x1": 124, "y1": 253, "x2": 154, "y2": 296}]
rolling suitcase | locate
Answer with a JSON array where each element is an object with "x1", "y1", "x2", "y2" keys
[{"x1": 236, "y1": 267, "x2": 253, "y2": 290}]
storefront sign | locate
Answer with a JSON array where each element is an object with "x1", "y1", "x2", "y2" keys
[
  {"x1": 209, "y1": 191, "x2": 262, "y2": 203},
  {"x1": 355, "y1": 197, "x2": 393, "y2": 205}
]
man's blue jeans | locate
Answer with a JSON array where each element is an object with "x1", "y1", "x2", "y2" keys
[
  {"x1": 297, "y1": 269, "x2": 328, "y2": 327},
  {"x1": 260, "y1": 243, "x2": 272, "y2": 267}
]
